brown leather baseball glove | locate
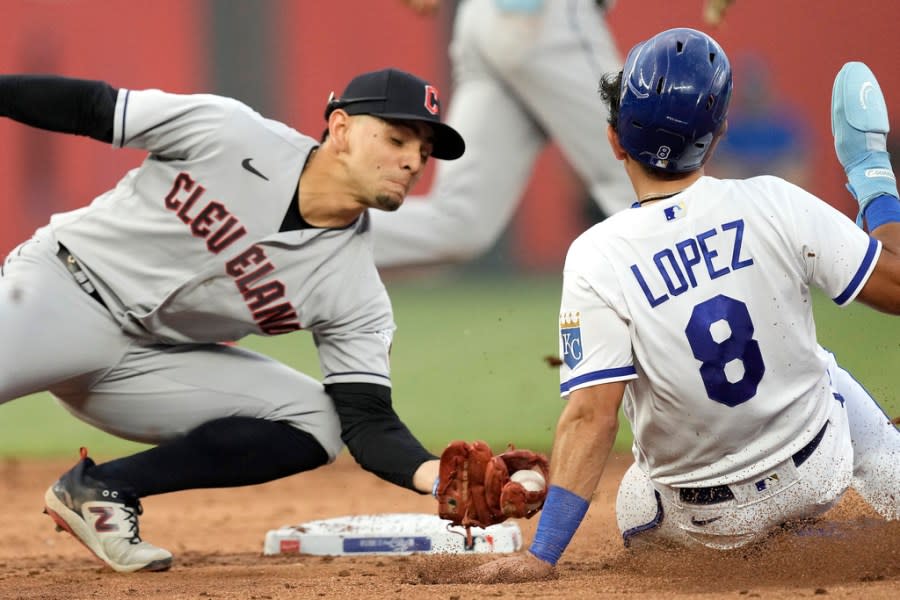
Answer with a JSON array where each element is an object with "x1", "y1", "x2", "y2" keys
[{"x1": 436, "y1": 440, "x2": 550, "y2": 529}]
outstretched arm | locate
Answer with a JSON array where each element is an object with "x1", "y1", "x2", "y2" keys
[
  {"x1": 455, "y1": 381, "x2": 626, "y2": 583},
  {"x1": 326, "y1": 382, "x2": 438, "y2": 493},
  {"x1": 538, "y1": 382, "x2": 624, "y2": 499},
  {"x1": 831, "y1": 62, "x2": 900, "y2": 314},
  {"x1": 0, "y1": 75, "x2": 117, "y2": 142}
]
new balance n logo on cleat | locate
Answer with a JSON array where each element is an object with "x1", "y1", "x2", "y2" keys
[
  {"x1": 43, "y1": 448, "x2": 173, "y2": 572},
  {"x1": 89, "y1": 506, "x2": 119, "y2": 532}
]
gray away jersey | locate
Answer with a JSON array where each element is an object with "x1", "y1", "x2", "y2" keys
[
  {"x1": 558, "y1": 176, "x2": 880, "y2": 487},
  {"x1": 47, "y1": 88, "x2": 394, "y2": 388}
]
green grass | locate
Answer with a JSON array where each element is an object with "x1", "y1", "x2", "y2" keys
[{"x1": 0, "y1": 274, "x2": 896, "y2": 459}]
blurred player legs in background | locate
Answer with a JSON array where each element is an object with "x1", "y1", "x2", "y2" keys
[
  {"x1": 373, "y1": 0, "x2": 632, "y2": 268},
  {"x1": 373, "y1": 0, "x2": 744, "y2": 269}
]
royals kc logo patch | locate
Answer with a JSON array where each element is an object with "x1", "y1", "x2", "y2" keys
[{"x1": 559, "y1": 311, "x2": 583, "y2": 370}]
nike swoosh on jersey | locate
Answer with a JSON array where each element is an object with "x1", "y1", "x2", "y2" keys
[
  {"x1": 690, "y1": 515, "x2": 723, "y2": 526},
  {"x1": 241, "y1": 158, "x2": 269, "y2": 181}
]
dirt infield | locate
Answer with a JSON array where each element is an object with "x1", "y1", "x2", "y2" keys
[{"x1": 0, "y1": 453, "x2": 897, "y2": 599}]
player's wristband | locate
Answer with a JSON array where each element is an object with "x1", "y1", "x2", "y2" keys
[
  {"x1": 528, "y1": 485, "x2": 590, "y2": 566},
  {"x1": 862, "y1": 193, "x2": 900, "y2": 232},
  {"x1": 431, "y1": 476, "x2": 440, "y2": 499}
]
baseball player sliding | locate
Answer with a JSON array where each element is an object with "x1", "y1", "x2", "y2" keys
[
  {"x1": 449, "y1": 28, "x2": 900, "y2": 583},
  {"x1": 0, "y1": 68, "x2": 545, "y2": 573}
]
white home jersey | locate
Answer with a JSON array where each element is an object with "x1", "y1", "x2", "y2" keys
[
  {"x1": 558, "y1": 176, "x2": 880, "y2": 487},
  {"x1": 46, "y1": 89, "x2": 394, "y2": 388}
]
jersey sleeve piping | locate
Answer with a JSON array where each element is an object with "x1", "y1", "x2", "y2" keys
[
  {"x1": 833, "y1": 237, "x2": 881, "y2": 306},
  {"x1": 112, "y1": 90, "x2": 239, "y2": 155},
  {"x1": 560, "y1": 366, "x2": 637, "y2": 395},
  {"x1": 113, "y1": 89, "x2": 130, "y2": 148},
  {"x1": 323, "y1": 371, "x2": 392, "y2": 387}
]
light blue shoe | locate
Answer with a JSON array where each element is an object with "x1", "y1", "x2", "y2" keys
[
  {"x1": 831, "y1": 62, "x2": 897, "y2": 224},
  {"x1": 495, "y1": 0, "x2": 544, "y2": 13}
]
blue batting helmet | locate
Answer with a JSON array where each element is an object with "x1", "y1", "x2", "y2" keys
[{"x1": 617, "y1": 28, "x2": 733, "y2": 173}]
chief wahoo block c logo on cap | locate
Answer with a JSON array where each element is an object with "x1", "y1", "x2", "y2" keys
[
  {"x1": 424, "y1": 85, "x2": 439, "y2": 116},
  {"x1": 327, "y1": 68, "x2": 465, "y2": 160}
]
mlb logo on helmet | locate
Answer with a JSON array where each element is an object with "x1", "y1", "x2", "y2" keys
[{"x1": 560, "y1": 311, "x2": 583, "y2": 369}]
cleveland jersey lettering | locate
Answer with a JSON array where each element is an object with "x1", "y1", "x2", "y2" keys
[
  {"x1": 164, "y1": 172, "x2": 247, "y2": 254},
  {"x1": 160, "y1": 172, "x2": 300, "y2": 334},
  {"x1": 225, "y1": 245, "x2": 300, "y2": 334}
]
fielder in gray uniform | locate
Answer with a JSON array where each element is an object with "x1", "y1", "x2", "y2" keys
[
  {"x1": 0, "y1": 68, "x2": 464, "y2": 572},
  {"x1": 451, "y1": 29, "x2": 900, "y2": 582}
]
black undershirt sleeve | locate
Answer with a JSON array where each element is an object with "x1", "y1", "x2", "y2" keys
[
  {"x1": 0, "y1": 74, "x2": 117, "y2": 143},
  {"x1": 326, "y1": 382, "x2": 437, "y2": 492}
]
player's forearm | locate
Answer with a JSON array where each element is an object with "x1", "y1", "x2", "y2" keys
[
  {"x1": 866, "y1": 221, "x2": 900, "y2": 314},
  {"x1": 528, "y1": 383, "x2": 624, "y2": 566},
  {"x1": 858, "y1": 197, "x2": 900, "y2": 314},
  {"x1": 869, "y1": 207, "x2": 900, "y2": 256},
  {"x1": 547, "y1": 387, "x2": 621, "y2": 499},
  {"x1": 340, "y1": 418, "x2": 437, "y2": 492},
  {"x1": 326, "y1": 382, "x2": 438, "y2": 492},
  {"x1": 0, "y1": 74, "x2": 117, "y2": 142},
  {"x1": 412, "y1": 459, "x2": 440, "y2": 494}
]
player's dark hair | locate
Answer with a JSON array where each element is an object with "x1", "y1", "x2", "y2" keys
[
  {"x1": 599, "y1": 70, "x2": 687, "y2": 181},
  {"x1": 598, "y1": 71, "x2": 623, "y2": 131}
]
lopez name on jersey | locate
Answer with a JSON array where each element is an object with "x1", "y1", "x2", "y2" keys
[{"x1": 630, "y1": 219, "x2": 754, "y2": 309}]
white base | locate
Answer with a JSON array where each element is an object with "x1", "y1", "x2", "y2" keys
[{"x1": 263, "y1": 513, "x2": 523, "y2": 556}]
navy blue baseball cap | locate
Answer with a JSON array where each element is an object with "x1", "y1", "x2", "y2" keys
[{"x1": 324, "y1": 68, "x2": 465, "y2": 160}]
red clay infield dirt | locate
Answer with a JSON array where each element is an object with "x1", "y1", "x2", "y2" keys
[{"x1": 0, "y1": 453, "x2": 897, "y2": 599}]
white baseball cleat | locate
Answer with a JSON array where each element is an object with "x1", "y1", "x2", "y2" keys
[{"x1": 43, "y1": 448, "x2": 173, "y2": 573}]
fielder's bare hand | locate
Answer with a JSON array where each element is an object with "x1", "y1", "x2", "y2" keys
[
  {"x1": 401, "y1": 0, "x2": 440, "y2": 16},
  {"x1": 704, "y1": 0, "x2": 735, "y2": 25}
]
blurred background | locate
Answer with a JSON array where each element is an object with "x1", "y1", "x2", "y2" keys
[
  {"x1": 0, "y1": 0, "x2": 898, "y2": 458},
  {"x1": 2, "y1": 0, "x2": 899, "y2": 265}
]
